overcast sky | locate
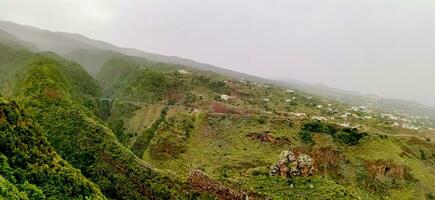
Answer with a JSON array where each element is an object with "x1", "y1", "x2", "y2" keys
[{"x1": 1, "y1": 0, "x2": 435, "y2": 106}]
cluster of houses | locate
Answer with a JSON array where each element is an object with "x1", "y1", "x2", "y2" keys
[
  {"x1": 401, "y1": 123, "x2": 419, "y2": 131},
  {"x1": 215, "y1": 78, "x2": 433, "y2": 132},
  {"x1": 380, "y1": 112, "x2": 425, "y2": 131}
]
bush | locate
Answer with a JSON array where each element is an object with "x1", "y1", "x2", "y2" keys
[
  {"x1": 420, "y1": 149, "x2": 426, "y2": 160},
  {"x1": 302, "y1": 120, "x2": 337, "y2": 136},
  {"x1": 300, "y1": 121, "x2": 365, "y2": 145},
  {"x1": 257, "y1": 116, "x2": 267, "y2": 124},
  {"x1": 336, "y1": 128, "x2": 365, "y2": 145},
  {"x1": 299, "y1": 130, "x2": 314, "y2": 144}
]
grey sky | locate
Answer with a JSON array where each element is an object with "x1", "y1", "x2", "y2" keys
[{"x1": 1, "y1": 0, "x2": 434, "y2": 106}]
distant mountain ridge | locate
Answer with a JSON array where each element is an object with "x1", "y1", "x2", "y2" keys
[
  {"x1": 0, "y1": 20, "x2": 266, "y2": 82},
  {"x1": 1, "y1": 20, "x2": 434, "y2": 122},
  {"x1": 0, "y1": 20, "x2": 434, "y2": 199}
]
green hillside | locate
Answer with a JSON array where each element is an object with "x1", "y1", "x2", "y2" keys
[
  {"x1": 0, "y1": 43, "x2": 201, "y2": 199},
  {"x1": 0, "y1": 22, "x2": 434, "y2": 199},
  {"x1": 0, "y1": 97, "x2": 105, "y2": 199},
  {"x1": 100, "y1": 63, "x2": 435, "y2": 199}
]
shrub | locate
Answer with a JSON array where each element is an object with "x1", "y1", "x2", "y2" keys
[
  {"x1": 302, "y1": 120, "x2": 337, "y2": 136},
  {"x1": 299, "y1": 130, "x2": 314, "y2": 144},
  {"x1": 300, "y1": 121, "x2": 365, "y2": 145},
  {"x1": 420, "y1": 149, "x2": 426, "y2": 160},
  {"x1": 257, "y1": 116, "x2": 267, "y2": 124},
  {"x1": 336, "y1": 128, "x2": 365, "y2": 145}
]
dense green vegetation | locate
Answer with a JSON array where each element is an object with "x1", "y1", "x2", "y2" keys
[
  {"x1": 132, "y1": 106, "x2": 169, "y2": 157},
  {"x1": 0, "y1": 97, "x2": 105, "y2": 199},
  {"x1": 299, "y1": 120, "x2": 366, "y2": 145},
  {"x1": 0, "y1": 27, "x2": 434, "y2": 199},
  {"x1": 0, "y1": 43, "x2": 197, "y2": 199}
]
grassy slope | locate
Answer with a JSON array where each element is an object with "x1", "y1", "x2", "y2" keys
[
  {"x1": 101, "y1": 64, "x2": 435, "y2": 199},
  {"x1": 0, "y1": 43, "x2": 200, "y2": 199},
  {"x1": 1, "y1": 32, "x2": 433, "y2": 199}
]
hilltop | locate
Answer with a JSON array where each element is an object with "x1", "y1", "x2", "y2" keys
[
  {"x1": 2, "y1": 20, "x2": 433, "y2": 129},
  {"x1": 0, "y1": 21, "x2": 434, "y2": 199}
]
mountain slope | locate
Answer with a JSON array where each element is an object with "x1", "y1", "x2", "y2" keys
[
  {"x1": 0, "y1": 20, "x2": 267, "y2": 83},
  {"x1": 0, "y1": 97, "x2": 106, "y2": 199},
  {"x1": 101, "y1": 64, "x2": 435, "y2": 199},
  {"x1": 0, "y1": 41, "x2": 197, "y2": 199},
  {"x1": 3, "y1": 20, "x2": 433, "y2": 128},
  {"x1": 1, "y1": 21, "x2": 434, "y2": 199},
  {"x1": 0, "y1": 29, "x2": 38, "y2": 51}
]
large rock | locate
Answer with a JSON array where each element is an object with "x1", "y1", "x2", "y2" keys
[{"x1": 270, "y1": 151, "x2": 316, "y2": 177}]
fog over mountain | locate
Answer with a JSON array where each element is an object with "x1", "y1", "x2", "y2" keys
[{"x1": 1, "y1": 0, "x2": 434, "y2": 106}]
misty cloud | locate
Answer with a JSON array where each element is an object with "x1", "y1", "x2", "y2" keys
[{"x1": 0, "y1": 0, "x2": 434, "y2": 106}]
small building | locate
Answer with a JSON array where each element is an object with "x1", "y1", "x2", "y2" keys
[
  {"x1": 402, "y1": 124, "x2": 419, "y2": 130},
  {"x1": 292, "y1": 112, "x2": 307, "y2": 117},
  {"x1": 311, "y1": 116, "x2": 328, "y2": 121},
  {"x1": 338, "y1": 123, "x2": 350, "y2": 128},
  {"x1": 340, "y1": 112, "x2": 351, "y2": 118},
  {"x1": 220, "y1": 94, "x2": 230, "y2": 101},
  {"x1": 178, "y1": 69, "x2": 190, "y2": 74},
  {"x1": 363, "y1": 116, "x2": 373, "y2": 120}
]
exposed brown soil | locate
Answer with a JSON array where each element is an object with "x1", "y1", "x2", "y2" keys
[
  {"x1": 209, "y1": 102, "x2": 241, "y2": 114},
  {"x1": 188, "y1": 170, "x2": 266, "y2": 200},
  {"x1": 246, "y1": 131, "x2": 291, "y2": 145},
  {"x1": 365, "y1": 160, "x2": 407, "y2": 178},
  {"x1": 310, "y1": 147, "x2": 343, "y2": 173},
  {"x1": 43, "y1": 87, "x2": 62, "y2": 99},
  {"x1": 149, "y1": 139, "x2": 186, "y2": 159}
]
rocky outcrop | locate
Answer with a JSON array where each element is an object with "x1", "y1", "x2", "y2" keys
[{"x1": 270, "y1": 151, "x2": 316, "y2": 178}]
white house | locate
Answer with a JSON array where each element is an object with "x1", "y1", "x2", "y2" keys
[
  {"x1": 363, "y1": 116, "x2": 373, "y2": 120},
  {"x1": 292, "y1": 112, "x2": 307, "y2": 117},
  {"x1": 402, "y1": 124, "x2": 419, "y2": 130},
  {"x1": 178, "y1": 69, "x2": 190, "y2": 74},
  {"x1": 311, "y1": 116, "x2": 328, "y2": 121},
  {"x1": 338, "y1": 123, "x2": 350, "y2": 128},
  {"x1": 340, "y1": 112, "x2": 351, "y2": 118},
  {"x1": 220, "y1": 94, "x2": 230, "y2": 101}
]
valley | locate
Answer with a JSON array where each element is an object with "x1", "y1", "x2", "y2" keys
[{"x1": 0, "y1": 21, "x2": 434, "y2": 199}]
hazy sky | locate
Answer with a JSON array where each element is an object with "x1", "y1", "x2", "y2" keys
[{"x1": 1, "y1": 0, "x2": 435, "y2": 106}]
